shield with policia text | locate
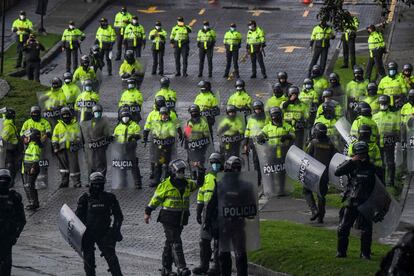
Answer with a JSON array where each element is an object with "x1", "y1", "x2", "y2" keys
[
  {"x1": 217, "y1": 171, "x2": 260, "y2": 252},
  {"x1": 216, "y1": 114, "x2": 245, "y2": 160},
  {"x1": 111, "y1": 142, "x2": 137, "y2": 189},
  {"x1": 406, "y1": 116, "x2": 414, "y2": 172},
  {"x1": 328, "y1": 153, "x2": 350, "y2": 191},
  {"x1": 334, "y1": 116, "x2": 356, "y2": 154},
  {"x1": 37, "y1": 91, "x2": 64, "y2": 128},
  {"x1": 254, "y1": 142, "x2": 293, "y2": 197},
  {"x1": 58, "y1": 204, "x2": 86, "y2": 258},
  {"x1": 0, "y1": 118, "x2": 5, "y2": 167},
  {"x1": 285, "y1": 145, "x2": 326, "y2": 196},
  {"x1": 35, "y1": 137, "x2": 54, "y2": 189},
  {"x1": 183, "y1": 117, "x2": 213, "y2": 169}
]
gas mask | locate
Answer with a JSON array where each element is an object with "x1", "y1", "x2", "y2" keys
[
  {"x1": 389, "y1": 69, "x2": 397, "y2": 77},
  {"x1": 94, "y1": 112, "x2": 102, "y2": 119},
  {"x1": 211, "y1": 163, "x2": 221, "y2": 173},
  {"x1": 84, "y1": 86, "x2": 92, "y2": 92},
  {"x1": 271, "y1": 115, "x2": 282, "y2": 125},
  {"x1": 31, "y1": 112, "x2": 41, "y2": 122},
  {"x1": 127, "y1": 84, "x2": 135, "y2": 90},
  {"x1": 89, "y1": 182, "x2": 104, "y2": 197},
  {"x1": 122, "y1": 116, "x2": 130, "y2": 124}
]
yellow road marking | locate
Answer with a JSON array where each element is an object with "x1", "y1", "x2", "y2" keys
[
  {"x1": 189, "y1": 19, "x2": 197, "y2": 27},
  {"x1": 279, "y1": 46, "x2": 305, "y2": 53},
  {"x1": 309, "y1": 3, "x2": 313, "y2": 8},
  {"x1": 303, "y1": 10, "x2": 309, "y2": 17},
  {"x1": 199, "y1": 8, "x2": 206, "y2": 15},
  {"x1": 137, "y1": 6, "x2": 165, "y2": 14},
  {"x1": 247, "y1": 10, "x2": 271, "y2": 17},
  {"x1": 214, "y1": 46, "x2": 225, "y2": 53}
]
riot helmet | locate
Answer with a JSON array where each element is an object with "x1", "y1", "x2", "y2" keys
[
  {"x1": 224, "y1": 156, "x2": 242, "y2": 172},
  {"x1": 367, "y1": 82, "x2": 378, "y2": 96},
  {"x1": 169, "y1": 159, "x2": 187, "y2": 179},
  {"x1": 160, "y1": 77, "x2": 170, "y2": 88},
  {"x1": 61, "y1": 107, "x2": 72, "y2": 124},
  {"x1": 0, "y1": 169, "x2": 12, "y2": 194},
  {"x1": 358, "y1": 124, "x2": 372, "y2": 142},
  {"x1": 30, "y1": 106, "x2": 41, "y2": 121},
  {"x1": 89, "y1": 172, "x2": 105, "y2": 196}
]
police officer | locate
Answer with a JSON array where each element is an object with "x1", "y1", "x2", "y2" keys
[
  {"x1": 197, "y1": 21, "x2": 216, "y2": 78},
  {"x1": 62, "y1": 72, "x2": 81, "y2": 109},
  {"x1": 315, "y1": 89, "x2": 343, "y2": 120},
  {"x1": 144, "y1": 159, "x2": 204, "y2": 276},
  {"x1": 89, "y1": 44, "x2": 105, "y2": 73},
  {"x1": 22, "y1": 128, "x2": 41, "y2": 210},
  {"x1": 217, "y1": 105, "x2": 246, "y2": 159},
  {"x1": 114, "y1": 6, "x2": 132, "y2": 60},
  {"x1": 346, "y1": 67, "x2": 369, "y2": 121},
  {"x1": 73, "y1": 55, "x2": 97, "y2": 84},
  {"x1": 52, "y1": 107, "x2": 82, "y2": 188},
  {"x1": 75, "y1": 79, "x2": 100, "y2": 122},
  {"x1": 23, "y1": 34, "x2": 44, "y2": 82},
  {"x1": 334, "y1": 141, "x2": 376, "y2": 259},
  {"x1": 362, "y1": 82, "x2": 380, "y2": 115},
  {"x1": 399, "y1": 63, "x2": 414, "y2": 89},
  {"x1": 378, "y1": 61, "x2": 408, "y2": 110},
  {"x1": 341, "y1": 15, "x2": 359, "y2": 69},
  {"x1": 194, "y1": 80, "x2": 220, "y2": 133},
  {"x1": 281, "y1": 86, "x2": 308, "y2": 148},
  {"x1": 82, "y1": 104, "x2": 111, "y2": 179},
  {"x1": 265, "y1": 83, "x2": 288, "y2": 113},
  {"x1": 299, "y1": 78, "x2": 319, "y2": 127},
  {"x1": 76, "y1": 172, "x2": 124, "y2": 276},
  {"x1": 170, "y1": 17, "x2": 192, "y2": 77},
  {"x1": 227, "y1": 79, "x2": 253, "y2": 116},
  {"x1": 328, "y1": 72, "x2": 344, "y2": 97},
  {"x1": 95, "y1": 18, "x2": 116, "y2": 75},
  {"x1": 401, "y1": 89, "x2": 414, "y2": 127},
  {"x1": 119, "y1": 50, "x2": 144, "y2": 88},
  {"x1": 61, "y1": 20, "x2": 86, "y2": 72},
  {"x1": 155, "y1": 77, "x2": 177, "y2": 110},
  {"x1": 366, "y1": 24, "x2": 386, "y2": 81},
  {"x1": 310, "y1": 64, "x2": 329, "y2": 96},
  {"x1": 373, "y1": 95, "x2": 399, "y2": 186},
  {"x1": 246, "y1": 20, "x2": 267, "y2": 79},
  {"x1": 113, "y1": 108, "x2": 142, "y2": 188},
  {"x1": 223, "y1": 23, "x2": 242, "y2": 79},
  {"x1": 304, "y1": 123, "x2": 337, "y2": 223},
  {"x1": 149, "y1": 21, "x2": 167, "y2": 75},
  {"x1": 119, "y1": 78, "x2": 143, "y2": 123},
  {"x1": 39, "y1": 77, "x2": 67, "y2": 128},
  {"x1": 276, "y1": 71, "x2": 292, "y2": 97},
  {"x1": 123, "y1": 15, "x2": 146, "y2": 58},
  {"x1": 11, "y1": 11, "x2": 33, "y2": 68},
  {"x1": 1, "y1": 108, "x2": 20, "y2": 186},
  {"x1": 308, "y1": 19, "x2": 335, "y2": 76},
  {"x1": 0, "y1": 169, "x2": 26, "y2": 276},
  {"x1": 350, "y1": 101, "x2": 379, "y2": 143},
  {"x1": 193, "y1": 152, "x2": 223, "y2": 275}
]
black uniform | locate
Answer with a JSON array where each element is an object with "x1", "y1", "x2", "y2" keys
[
  {"x1": 0, "y1": 189, "x2": 26, "y2": 276},
  {"x1": 334, "y1": 158, "x2": 376, "y2": 258},
  {"x1": 23, "y1": 38, "x2": 44, "y2": 82},
  {"x1": 76, "y1": 191, "x2": 124, "y2": 276}
]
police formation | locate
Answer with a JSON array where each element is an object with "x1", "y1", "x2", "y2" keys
[{"x1": 2, "y1": 6, "x2": 413, "y2": 276}]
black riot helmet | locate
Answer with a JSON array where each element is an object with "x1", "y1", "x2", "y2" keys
[
  {"x1": 5, "y1": 108, "x2": 15, "y2": 120},
  {"x1": 224, "y1": 156, "x2": 242, "y2": 172},
  {"x1": 61, "y1": 107, "x2": 72, "y2": 123},
  {"x1": 226, "y1": 105, "x2": 237, "y2": 117},
  {"x1": 329, "y1": 72, "x2": 340, "y2": 86},
  {"x1": 277, "y1": 71, "x2": 288, "y2": 83},
  {"x1": 288, "y1": 86, "x2": 300, "y2": 97},
  {"x1": 51, "y1": 77, "x2": 63, "y2": 89},
  {"x1": 356, "y1": 101, "x2": 372, "y2": 117},
  {"x1": 379, "y1": 95, "x2": 390, "y2": 110},
  {"x1": 313, "y1": 123, "x2": 328, "y2": 139},
  {"x1": 358, "y1": 124, "x2": 372, "y2": 142},
  {"x1": 92, "y1": 104, "x2": 103, "y2": 119},
  {"x1": 63, "y1": 72, "x2": 73, "y2": 84},
  {"x1": 252, "y1": 100, "x2": 264, "y2": 112},
  {"x1": 125, "y1": 50, "x2": 135, "y2": 63},
  {"x1": 89, "y1": 172, "x2": 105, "y2": 196},
  {"x1": 387, "y1": 61, "x2": 398, "y2": 77},
  {"x1": 160, "y1": 77, "x2": 170, "y2": 88},
  {"x1": 30, "y1": 105, "x2": 41, "y2": 121},
  {"x1": 403, "y1": 63, "x2": 413, "y2": 76},
  {"x1": 303, "y1": 78, "x2": 313, "y2": 90},
  {"x1": 353, "y1": 67, "x2": 364, "y2": 81},
  {"x1": 198, "y1": 80, "x2": 211, "y2": 92},
  {"x1": 367, "y1": 82, "x2": 378, "y2": 96},
  {"x1": 269, "y1": 107, "x2": 283, "y2": 124},
  {"x1": 29, "y1": 128, "x2": 41, "y2": 143},
  {"x1": 322, "y1": 102, "x2": 335, "y2": 120},
  {"x1": 188, "y1": 104, "x2": 201, "y2": 118},
  {"x1": 91, "y1": 44, "x2": 101, "y2": 55},
  {"x1": 155, "y1": 95, "x2": 166, "y2": 110},
  {"x1": 272, "y1": 83, "x2": 284, "y2": 97},
  {"x1": 311, "y1": 65, "x2": 322, "y2": 78},
  {"x1": 408, "y1": 89, "x2": 414, "y2": 105},
  {"x1": 209, "y1": 152, "x2": 224, "y2": 165},
  {"x1": 352, "y1": 141, "x2": 369, "y2": 156},
  {"x1": 235, "y1": 79, "x2": 245, "y2": 91},
  {"x1": 80, "y1": 55, "x2": 90, "y2": 67},
  {"x1": 0, "y1": 169, "x2": 12, "y2": 194},
  {"x1": 322, "y1": 89, "x2": 333, "y2": 100},
  {"x1": 168, "y1": 159, "x2": 187, "y2": 179}
]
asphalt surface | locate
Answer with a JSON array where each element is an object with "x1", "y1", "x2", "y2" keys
[{"x1": 9, "y1": 0, "x2": 385, "y2": 275}]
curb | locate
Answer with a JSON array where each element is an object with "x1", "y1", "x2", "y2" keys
[
  {"x1": 8, "y1": 0, "x2": 112, "y2": 78},
  {"x1": 248, "y1": 262, "x2": 290, "y2": 276}
]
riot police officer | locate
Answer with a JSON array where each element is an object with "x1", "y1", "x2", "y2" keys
[
  {"x1": 73, "y1": 55, "x2": 97, "y2": 84},
  {"x1": 310, "y1": 65, "x2": 329, "y2": 95},
  {"x1": 89, "y1": 44, "x2": 105, "y2": 73},
  {"x1": 346, "y1": 67, "x2": 369, "y2": 121},
  {"x1": 11, "y1": 11, "x2": 33, "y2": 68},
  {"x1": 144, "y1": 159, "x2": 204, "y2": 276},
  {"x1": 193, "y1": 153, "x2": 223, "y2": 275},
  {"x1": 0, "y1": 169, "x2": 26, "y2": 276},
  {"x1": 314, "y1": 102, "x2": 338, "y2": 137},
  {"x1": 76, "y1": 172, "x2": 124, "y2": 276},
  {"x1": 119, "y1": 78, "x2": 143, "y2": 123},
  {"x1": 304, "y1": 123, "x2": 337, "y2": 223},
  {"x1": 334, "y1": 141, "x2": 376, "y2": 259},
  {"x1": 328, "y1": 72, "x2": 344, "y2": 97},
  {"x1": 300, "y1": 78, "x2": 319, "y2": 129},
  {"x1": 62, "y1": 72, "x2": 81, "y2": 109},
  {"x1": 23, "y1": 33, "x2": 45, "y2": 82},
  {"x1": 378, "y1": 61, "x2": 408, "y2": 110},
  {"x1": 170, "y1": 17, "x2": 192, "y2": 77},
  {"x1": 61, "y1": 20, "x2": 86, "y2": 72},
  {"x1": 401, "y1": 89, "x2": 414, "y2": 127},
  {"x1": 217, "y1": 105, "x2": 245, "y2": 159},
  {"x1": 95, "y1": 17, "x2": 116, "y2": 75},
  {"x1": 40, "y1": 78, "x2": 67, "y2": 128},
  {"x1": 399, "y1": 63, "x2": 414, "y2": 89},
  {"x1": 194, "y1": 80, "x2": 220, "y2": 135},
  {"x1": 227, "y1": 79, "x2": 252, "y2": 117},
  {"x1": 350, "y1": 101, "x2": 379, "y2": 143},
  {"x1": 362, "y1": 82, "x2": 380, "y2": 115},
  {"x1": 123, "y1": 15, "x2": 146, "y2": 58},
  {"x1": 1, "y1": 108, "x2": 20, "y2": 186},
  {"x1": 265, "y1": 83, "x2": 288, "y2": 113},
  {"x1": 114, "y1": 6, "x2": 132, "y2": 60},
  {"x1": 119, "y1": 50, "x2": 144, "y2": 89},
  {"x1": 308, "y1": 19, "x2": 335, "y2": 76},
  {"x1": 197, "y1": 21, "x2": 216, "y2": 78},
  {"x1": 75, "y1": 79, "x2": 100, "y2": 122},
  {"x1": 276, "y1": 71, "x2": 292, "y2": 96},
  {"x1": 155, "y1": 77, "x2": 177, "y2": 110},
  {"x1": 366, "y1": 24, "x2": 386, "y2": 81}
]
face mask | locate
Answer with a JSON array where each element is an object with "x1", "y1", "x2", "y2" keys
[
  {"x1": 64, "y1": 79, "x2": 71, "y2": 84},
  {"x1": 175, "y1": 171, "x2": 185, "y2": 179},
  {"x1": 94, "y1": 112, "x2": 102, "y2": 119},
  {"x1": 128, "y1": 84, "x2": 135, "y2": 89},
  {"x1": 389, "y1": 69, "x2": 397, "y2": 77},
  {"x1": 248, "y1": 25, "x2": 254, "y2": 30},
  {"x1": 230, "y1": 27, "x2": 236, "y2": 31},
  {"x1": 101, "y1": 23, "x2": 108, "y2": 28},
  {"x1": 89, "y1": 184, "x2": 103, "y2": 197},
  {"x1": 236, "y1": 86, "x2": 243, "y2": 91},
  {"x1": 305, "y1": 84, "x2": 312, "y2": 90},
  {"x1": 85, "y1": 86, "x2": 92, "y2": 92},
  {"x1": 178, "y1": 21, "x2": 184, "y2": 26},
  {"x1": 31, "y1": 114, "x2": 41, "y2": 121},
  {"x1": 368, "y1": 89, "x2": 377, "y2": 96},
  {"x1": 132, "y1": 20, "x2": 138, "y2": 24},
  {"x1": 19, "y1": 15, "x2": 25, "y2": 20},
  {"x1": 355, "y1": 74, "x2": 363, "y2": 81},
  {"x1": 155, "y1": 26, "x2": 161, "y2": 30},
  {"x1": 203, "y1": 25, "x2": 209, "y2": 30},
  {"x1": 63, "y1": 116, "x2": 72, "y2": 123},
  {"x1": 122, "y1": 117, "x2": 130, "y2": 124},
  {"x1": 380, "y1": 104, "x2": 388, "y2": 111},
  {"x1": 211, "y1": 163, "x2": 221, "y2": 172},
  {"x1": 69, "y1": 25, "x2": 75, "y2": 30}
]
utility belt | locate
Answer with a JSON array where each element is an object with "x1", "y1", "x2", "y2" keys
[
  {"x1": 188, "y1": 137, "x2": 210, "y2": 150},
  {"x1": 221, "y1": 134, "x2": 244, "y2": 144},
  {"x1": 88, "y1": 136, "x2": 112, "y2": 149},
  {"x1": 201, "y1": 107, "x2": 220, "y2": 117},
  {"x1": 153, "y1": 137, "x2": 175, "y2": 146}
]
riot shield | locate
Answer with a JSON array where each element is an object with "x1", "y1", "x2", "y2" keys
[
  {"x1": 254, "y1": 142, "x2": 293, "y2": 197},
  {"x1": 58, "y1": 204, "x2": 86, "y2": 258},
  {"x1": 217, "y1": 171, "x2": 260, "y2": 252},
  {"x1": 216, "y1": 115, "x2": 245, "y2": 159},
  {"x1": 358, "y1": 177, "x2": 401, "y2": 238},
  {"x1": 111, "y1": 142, "x2": 137, "y2": 189},
  {"x1": 406, "y1": 117, "x2": 414, "y2": 172},
  {"x1": 328, "y1": 153, "x2": 350, "y2": 191},
  {"x1": 35, "y1": 138, "x2": 53, "y2": 189},
  {"x1": 76, "y1": 70, "x2": 102, "y2": 93},
  {"x1": 183, "y1": 118, "x2": 213, "y2": 170},
  {"x1": 37, "y1": 91, "x2": 63, "y2": 128},
  {"x1": 334, "y1": 117, "x2": 356, "y2": 154},
  {"x1": 285, "y1": 145, "x2": 326, "y2": 195},
  {"x1": 0, "y1": 118, "x2": 5, "y2": 168},
  {"x1": 394, "y1": 142, "x2": 403, "y2": 169}
]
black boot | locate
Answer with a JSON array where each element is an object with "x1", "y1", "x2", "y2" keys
[
  {"x1": 336, "y1": 236, "x2": 348, "y2": 258},
  {"x1": 172, "y1": 243, "x2": 187, "y2": 272},
  {"x1": 360, "y1": 229, "x2": 372, "y2": 259},
  {"x1": 104, "y1": 254, "x2": 123, "y2": 276},
  {"x1": 24, "y1": 182, "x2": 34, "y2": 210},
  {"x1": 193, "y1": 239, "x2": 212, "y2": 274},
  {"x1": 207, "y1": 240, "x2": 220, "y2": 275},
  {"x1": 235, "y1": 252, "x2": 248, "y2": 276}
]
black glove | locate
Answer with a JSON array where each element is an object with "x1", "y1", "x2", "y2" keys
[
  {"x1": 282, "y1": 101, "x2": 291, "y2": 109},
  {"x1": 196, "y1": 203, "x2": 203, "y2": 225},
  {"x1": 256, "y1": 134, "x2": 267, "y2": 145},
  {"x1": 373, "y1": 209, "x2": 387, "y2": 223},
  {"x1": 309, "y1": 40, "x2": 314, "y2": 48},
  {"x1": 280, "y1": 134, "x2": 291, "y2": 143}
]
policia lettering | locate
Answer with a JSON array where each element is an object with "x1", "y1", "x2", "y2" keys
[{"x1": 223, "y1": 205, "x2": 257, "y2": 218}]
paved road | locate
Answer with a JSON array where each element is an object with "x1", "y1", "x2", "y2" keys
[{"x1": 11, "y1": 1, "x2": 383, "y2": 275}]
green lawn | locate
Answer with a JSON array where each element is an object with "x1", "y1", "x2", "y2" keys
[
  {"x1": 0, "y1": 76, "x2": 47, "y2": 128},
  {"x1": 334, "y1": 56, "x2": 378, "y2": 85},
  {"x1": 2, "y1": 33, "x2": 61, "y2": 75},
  {"x1": 249, "y1": 220, "x2": 391, "y2": 276}
]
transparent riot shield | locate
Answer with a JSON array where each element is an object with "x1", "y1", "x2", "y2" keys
[
  {"x1": 394, "y1": 142, "x2": 403, "y2": 169},
  {"x1": 328, "y1": 153, "x2": 350, "y2": 191},
  {"x1": 285, "y1": 145, "x2": 326, "y2": 195},
  {"x1": 334, "y1": 117, "x2": 356, "y2": 154},
  {"x1": 131, "y1": 58, "x2": 147, "y2": 89},
  {"x1": 111, "y1": 142, "x2": 137, "y2": 189},
  {"x1": 37, "y1": 91, "x2": 63, "y2": 128},
  {"x1": 406, "y1": 117, "x2": 414, "y2": 172},
  {"x1": 254, "y1": 143, "x2": 293, "y2": 197},
  {"x1": 58, "y1": 204, "x2": 86, "y2": 258},
  {"x1": 75, "y1": 97, "x2": 98, "y2": 123},
  {"x1": 0, "y1": 118, "x2": 5, "y2": 167},
  {"x1": 358, "y1": 177, "x2": 402, "y2": 238},
  {"x1": 35, "y1": 138, "x2": 53, "y2": 189},
  {"x1": 76, "y1": 70, "x2": 102, "y2": 93},
  {"x1": 346, "y1": 96, "x2": 359, "y2": 122},
  {"x1": 216, "y1": 115, "x2": 245, "y2": 160},
  {"x1": 217, "y1": 171, "x2": 260, "y2": 252}
]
